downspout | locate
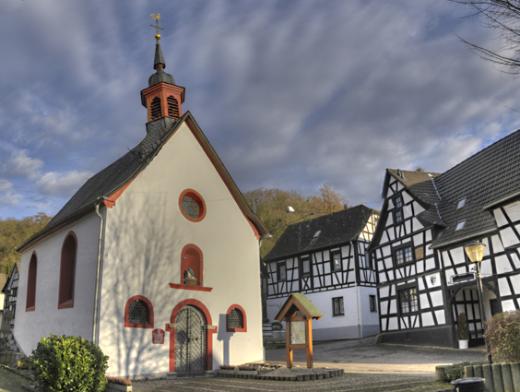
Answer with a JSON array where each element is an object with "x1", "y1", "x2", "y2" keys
[{"x1": 92, "y1": 198, "x2": 107, "y2": 345}]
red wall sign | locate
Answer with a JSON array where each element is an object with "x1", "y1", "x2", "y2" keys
[{"x1": 152, "y1": 328, "x2": 165, "y2": 344}]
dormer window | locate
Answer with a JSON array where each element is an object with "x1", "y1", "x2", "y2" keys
[
  {"x1": 455, "y1": 221, "x2": 465, "y2": 231},
  {"x1": 392, "y1": 194, "x2": 404, "y2": 224},
  {"x1": 457, "y1": 198, "x2": 466, "y2": 209},
  {"x1": 313, "y1": 230, "x2": 321, "y2": 238}
]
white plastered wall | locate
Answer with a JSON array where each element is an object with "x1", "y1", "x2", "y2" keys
[
  {"x1": 98, "y1": 121, "x2": 263, "y2": 378},
  {"x1": 266, "y1": 285, "x2": 379, "y2": 341},
  {"x1": 14, "y1": 213, "x2": 100, "y2": 354}
]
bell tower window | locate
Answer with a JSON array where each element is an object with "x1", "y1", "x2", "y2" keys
[
  {"x1": 150, "y1": 97, "x2": 162, "y2": 120},
  {"x1": 167, "y1": 96, "x2": 179, "y2": 118}
]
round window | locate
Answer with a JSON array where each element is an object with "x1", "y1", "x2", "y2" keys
[{"x1": 179, "y1": 189, "x2": 206, "y2": 221}]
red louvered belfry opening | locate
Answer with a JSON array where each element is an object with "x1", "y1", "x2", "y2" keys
[
  {"x1": 58, "y1": 233, "x2": 77, "y2": 308},
  {"x1": 151, "y1": 97, "x2": 162, "y2": 120},
  {"x1": 26, "y1": 253, "x2": 37, "y2": 311},
  {"x1": 167, "y1": 96, "x2": 180, "y2": 118}
]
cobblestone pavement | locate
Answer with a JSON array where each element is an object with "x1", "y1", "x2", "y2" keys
[
  {"x1": 266, "y1": 337, "x2": 485, "y2": 374},
  {"x1": 133, "y1": 338, "x2": 481, "y2": 391},
  {"x1": 133, "y1": 373, "x2": 449, "y2": 392}
]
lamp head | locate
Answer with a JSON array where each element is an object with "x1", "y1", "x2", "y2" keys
[{"x1": 464, "y1": 241, "x2": 486, "y2": 264}]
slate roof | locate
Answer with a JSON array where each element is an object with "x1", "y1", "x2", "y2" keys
[
  {"x1": 19, "y1": 113, "x2": 267, "y2": 251},
  {"x1": 265, "y1": 204, "x2": 377, "y2": 261},
  {"x1": 386, "y1": 169, "x2": 440, "y2": 206},
  {"x1": 386, "y1": 129, "x2": 520, "y2": 248},
  {"x1": 431, "y1": 129, "x2": 520, "y2": 247}
]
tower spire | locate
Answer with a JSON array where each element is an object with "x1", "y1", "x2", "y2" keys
[
  {"x1": 140, "y1": 13, "x2": 185, "y2": 124},
  {"x1": 151, "y1": 13, "x2": 166, "y2": 71}
]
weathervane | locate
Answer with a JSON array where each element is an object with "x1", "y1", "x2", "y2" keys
[{"x1": 150, "y1": 13, "x2": 163, "y2": 41}]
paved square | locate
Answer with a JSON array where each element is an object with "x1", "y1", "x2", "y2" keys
[{"x1": 134, "y1": 338, "x2": 480, "y2": 391}]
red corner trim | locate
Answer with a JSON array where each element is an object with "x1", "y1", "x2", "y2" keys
[
  {"x1": 248, "y1": 219, "x2": 261, "y2": 241},
  {"x1": 178, "y1": 189, "x2": 206, "y2": 222},
  {"x1": 103, "y1": 181, "x2": 133, "y2": 208},
  {"x1": 124, "y1": 295, "x2": 154, "y2": 329},
  {"x1": 169, "y1": 299, "x2": 216, "y2": 373},
  {"x1": 169, "y1": 283, "x2": 213, "y2": 292},
  {"x1": 226, "y1": 304, "x2": 247, "y2": 333}
]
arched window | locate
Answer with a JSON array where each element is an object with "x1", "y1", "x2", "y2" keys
[
  {"x1": 181, "y1": 245, "x2": 203, "y2": 286},
  {"x1": 26, "y1": 253, "x2": 37, "y2": 311},
  {"x1": 58, "y1": 233, "x2": 77, "y2": 309},
  {"x1": 150, "y1": 97, "x2": 162, "y2": 120},
  {"x1": 226, "y1": 304, "x2": 247, "y2": 332},
  {"x1": 167, "y1": 96, "x2": 179, "y2": 118},
  {"x1": 124, "y1": 295, "x2": 154, "y2": 328}
]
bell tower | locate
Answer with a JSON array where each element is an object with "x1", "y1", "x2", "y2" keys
[{"x1": 140, "y1": 14, "x2": 185, "y2": 123}]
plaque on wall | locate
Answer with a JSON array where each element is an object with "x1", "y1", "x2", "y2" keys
[
  {"x1": 290, "y1": 321, "x2": 305, "y2": 345},
  {"x1": 152, "y1": 328, "x2": 165, "y2": 344}
]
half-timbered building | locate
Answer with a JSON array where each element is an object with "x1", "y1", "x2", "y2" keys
[
  {"x1": 264, "y1": 205, "x2": 380, "y2": 340},
  {"x1": 370, "y1": 130, "x2": 520, "y2": 347}
]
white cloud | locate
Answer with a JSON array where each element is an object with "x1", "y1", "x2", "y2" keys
[
  {"x1": 1, "y1": 0, "x2": 520, "y2": 217},
  {"x1": 2, "y1": 149, "x2": 43, "y2": 178},
  {"x1": 37, "y1": 170, "x2": 92, "y2": 196},
  {"x1": 0, "y1": 179, "x2": 21, "y2": 205}
]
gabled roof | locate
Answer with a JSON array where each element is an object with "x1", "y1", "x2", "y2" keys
[
  {"x1": 274, "y1": 293, "x2": 322, "y2": 321},
  {"x1": 377, "y1": 129, "x2": 520, "y2": 249},
  {"x1": 18, "y1": 112, "x2": 267, "y2": 252},
  {"x1": 265, "y1": 204, "x2": 377, "y2": 261},
  {"x1": 386, "y1": 169, "x2": 440, "y2": 206},
  {"x1": 431, "y1": 129, "x2": 520, "y2": 247}
]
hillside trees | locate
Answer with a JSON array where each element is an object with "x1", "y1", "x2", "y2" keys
[
  {"x1": 0, "y1": 213, "x2": 51, "y2": 274},
  {"x1": 245, "y1": 185, "x2": 346, "y2": 257}
]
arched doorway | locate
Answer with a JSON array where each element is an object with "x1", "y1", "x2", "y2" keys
[
  {"x1": 175, "y1": 306, "x2": 206, "y2": 376},
  {"x1": 169, "y1": 299, "x2": 216, "y2": 375},
  {"x1": 449, "y1": 281, "x2": 499, "y2": 347}
]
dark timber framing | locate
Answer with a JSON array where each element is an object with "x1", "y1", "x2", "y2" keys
[{"x1": 371, "y1": 130, "x2": 520, "y2": 347}]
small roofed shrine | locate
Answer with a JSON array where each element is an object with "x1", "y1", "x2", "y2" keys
[{"x1": 275, "y1": 293, "x2": 322, "y2": 369}]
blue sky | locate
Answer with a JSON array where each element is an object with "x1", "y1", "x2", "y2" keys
[{"x1": 0, "y1": 0, "x2": 519, "y2": 218}]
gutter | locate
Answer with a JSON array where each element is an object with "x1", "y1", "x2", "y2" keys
[{"x1": 92, "y1": 198, "x2": 108, "y2": 345}]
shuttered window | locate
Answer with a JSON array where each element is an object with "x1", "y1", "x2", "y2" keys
[
  {"x1": 151, "y1": 97, "x2": 162, "y2": 119},
  {"x1": 167, "y1": 96, "x2": 179, "y2": 118}
]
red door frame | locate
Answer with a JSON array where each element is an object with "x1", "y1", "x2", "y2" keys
[{"x1": 167, "y1": 299, "x2": 217, "y2": 373}]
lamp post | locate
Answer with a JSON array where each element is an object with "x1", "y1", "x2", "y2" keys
[{"x1": 464, "y1": 241, "x2": 492, "y2": 363}]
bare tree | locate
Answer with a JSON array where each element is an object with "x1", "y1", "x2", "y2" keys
[{"x1": 452, "y1": 0, "x2": 520, "y2": 72}]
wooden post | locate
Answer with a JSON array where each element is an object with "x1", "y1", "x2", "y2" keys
[
  {"x1": 305, "y1": 318, "x2": 313, "y2": 368},
  {"x1": 286, "y1": 319, "x2": 293, "y2": 368}
]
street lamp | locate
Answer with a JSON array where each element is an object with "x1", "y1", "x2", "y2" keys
[{"x1": 464, "y1": 241, "x2": 492, "y2": 363}]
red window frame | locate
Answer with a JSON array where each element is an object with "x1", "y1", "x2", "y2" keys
[
  {"x1": 178, "y1": 189, "x2": 206, "y2": 222},
  {"x1": 58, "y1": 232, "x2": 77, "y2": 309},
  {"x1": 124, "y1": 295, "x2": 154, "y2": 329},
  {"x1": 226, "y1": 304, "x2": 247, "y2": 332},
  {"x1": 26, "y1": 252, "x2": 37, "y2": 311},
  {"x1": 180, "y1": 244, "x2": 203, "y2": 286}
]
